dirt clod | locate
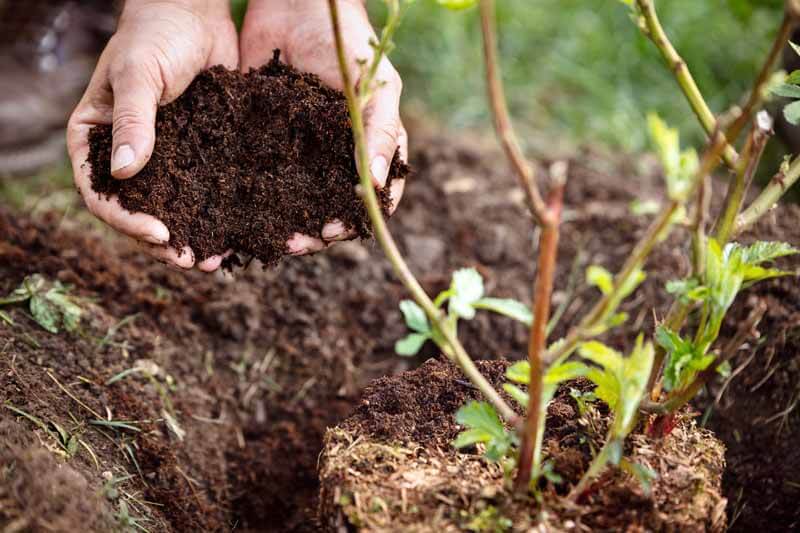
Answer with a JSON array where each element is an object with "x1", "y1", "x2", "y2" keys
[{"x1": 88, "y1": 50, "x2": 409, "y2": 267}]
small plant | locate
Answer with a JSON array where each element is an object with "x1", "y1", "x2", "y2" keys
[
  {"x1": 0, "y1": 274, "x2": 83, "y2": 333},
  {"x1": 328, "y1": 0, "x2": 799, "y2": 505}
]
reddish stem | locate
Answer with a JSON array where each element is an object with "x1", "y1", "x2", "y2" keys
[{"x1": 513, "y1": 183, "x2": 564, "y2": 493}]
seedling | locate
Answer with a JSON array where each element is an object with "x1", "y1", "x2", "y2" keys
[
  {"x1": 0, "y1": 273, "x2": 83, "y2": 334},
  {"x1": 329, "y1": 0, "x2": 799, "y2": 502}
]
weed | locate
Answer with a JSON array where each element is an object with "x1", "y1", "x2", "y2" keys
[{"x1": 0, "y1": 274, "x2": 84, "y2": 334}]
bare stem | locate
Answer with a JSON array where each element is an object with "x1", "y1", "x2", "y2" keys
[
  {"x1": 514, "y1": 183, "x2": 564, "y2": 493},
  {"x1": 715, "y1": 112, "x2": 773, "y2": 244},
  {"x1": 691, "y1": 174, "x2": 711, "y2": 276},
  {"x1": 725, "y1": 12, "x2": 794, "y2": 144},
  {"x1": 642, "y1": 302, "x2": 766, "y2": 415},
  {"x1": 327, "y1": 0, "x2": 515, "y2": 422},
  {"x1": 635, "y1": 0, "x2": 739, "y2": 169},
  {"x1": 735, "y1": 154, "x2": 800, "y2": 235},
  {"x1": 479, "y1": 0, "x2": 551, "y2": 226}
]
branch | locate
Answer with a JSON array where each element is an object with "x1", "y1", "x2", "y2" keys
[
  {"x1": 327, "y1": 0, "x2": 516, "y2": 422},
  {"x1": 514, "y1": 180, "x2": 565, "y2": 493},
  {"x1": 545, "y1": 129, "x2": 729, "y2": 367},
  {"x1": 479, "y1": 0, "x2": 552, "y2": 226},
  {"x1": 715, "y1": 112, "x2": 773, "y2": 244},
  {"x1": 642, "y1": 301, "x2": 766, "y2": 415},
  {"x1": 734, "y1": 154, "x2": 800, "y2": 235},
  {"x1": 725, "y1": 12, "x2": 794, "y2": 144},
  {"x1": 635, "y1": 0, "x2": 739, "y2": 169}
]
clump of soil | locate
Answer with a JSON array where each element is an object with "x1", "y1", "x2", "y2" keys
[
  {"x1": 88, "y1": 50, "x2": 409, "y2": 266},
  {"x1": 320, "y1": 358, "x2": 727, "y2": 532}
]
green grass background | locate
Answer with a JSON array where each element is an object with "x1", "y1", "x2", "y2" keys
[{"x1": 377, "y1": 0, "x2": 785, "y2": 153}]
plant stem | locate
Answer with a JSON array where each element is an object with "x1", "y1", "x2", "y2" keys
[
  {"x1": 514, "y1": 183, "x2": 564, "y2": 493},
  {"x1": 635, "y1": 0, "x2": 739, "y2": 169},
  {"x1": 569, "y1": 436, "x2": 619, "y2": 500},
  {"x1": 479, "y1": 0, "x2": 551, "y2": 226},
  {"x1": 725, "y1": 12, "x2": 794, "y2": 144},
  {"x1": 642, "y1": 302, "x2": 766, "y2": 414},
  {"x1": 326, "y1": 0, "x2": 516, "y2": 422},
  {"x1": 715, "y1": 112, "x2": 773, "y2": 244},
  {"x1": 734, "y1": 154, "x2": 800, "y2": 235},
  {"x1": 691, "y1": 173, "x2": 710, "y2": 276}
]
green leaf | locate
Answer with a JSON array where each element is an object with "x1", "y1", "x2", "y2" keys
[
  {"x1": 395, "y1": 333, "x2": 430, "y2": 356},
  {"x1": 453, "y1": 401, "x2": 512, "y2": 461},
  {"x1": 505, "y1": 361, "x2": 530, "y2": 385},
  {"x1": 436, "y1": 0, "x2": 477, "y2": 9},
  {"x1": 771, "y1": 83, "x2": 800, "y2": 99},
  {"x1": 621, "y1": 459, "x2": 658, "y2": 496},
  {"x1": 647, "y1": 113, "x2": 697, "y2": 200},
  {"x1": 578, "y1": 342, "x2": 623, "y2": 374},
  {"x1": 656, "y1": 326, "x2": 703, "y2": 391},
  {"x1": 786, "y1": 70, "x2": 800, "y2": 85},
  {"x1": 738, "y1": 241, "x2": 798, "y2": 265},
  {"x1": 449, "y1": 268, "x2": 485, "y2": 319},
  {"x1": 784, "y1": 100, "x2": 800, "y2": 125},
  {"x1": 544, "y1": 361, "x2": 589, "y2": 385},
  {"x1": 399, "y1": 300, "x2": 430, "y2": 333},
  {"x1": 30, "y1": 294, "x2": 59, "y2": 334},
  {"x1": 586, "y1": 265, "x2": 614, "y2": 295},
  {"x1": 629, "y1": 198, "x2": 661, "y2": 216},
  {"x1": 472, "y1": 298, "x2": 532, "y2": 325},
  {"x1": 502, "y1": 383, "x2": 529, "y2": 408}
]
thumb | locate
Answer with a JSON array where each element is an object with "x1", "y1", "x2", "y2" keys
[
  {"x1": 108, "y1": 63, "x2": 161, "y2": 179},
  {"x1": 363, "y1": 61, "x2": 403, "y2": 189}
]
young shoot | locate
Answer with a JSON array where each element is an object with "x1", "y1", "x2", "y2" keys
[{"x1": 0, "y1": 274, "x2": 83, "y2": 334}]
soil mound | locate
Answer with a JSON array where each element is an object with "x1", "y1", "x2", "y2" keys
[{"x1": 88, "y1": 50, "x2": 409, "y2": 267}]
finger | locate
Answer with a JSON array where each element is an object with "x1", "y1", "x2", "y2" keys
[
  {"x1": 197, "y1": 250, "x2": 233, "y2": 273},
  {"x1": 107, "y1": 56, "x2": 162, "y2": 179},
  {"x1": 321, "y1": 220, "x2": 357, "y2": 242},
  {"x1": 363, "y1": 60, "x2": 403, "y2": 189},
  {"x1": 207, "y1": 19, "x2": 239, "y2": 69},
  {"x1": 389, "y1": 179, "x2": 406, "y2": 216},
  {"x1": 138, "y1": 242, "x2": 195, "y2": 270},
  {"x1": 398, "y1": 122, "x2": 409, "y2": 163},
  {"x1": 68, "y1": 127, "x2": 171, "y2": 244},
  {"x1": 287, "y1": 233, "x2": 326, "y2": 256}
]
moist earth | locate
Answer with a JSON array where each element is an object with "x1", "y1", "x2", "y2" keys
[
  {"x1": 88, "y1": 51, "x2": 409, "y2": 267},
  {"x1": 2, "y1": 123, "x2": 799, "y2": 531}
]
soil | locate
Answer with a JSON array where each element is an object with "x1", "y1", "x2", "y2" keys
[
  {"x1": 87, "y1": 50, "x2": 409, "y2": 267},
  {"x1": 319, "y1": 358, "x2": 727, "y2": 532},
  {"x1": 1, "y1": 121, "x2": 799, "y2": 531}
]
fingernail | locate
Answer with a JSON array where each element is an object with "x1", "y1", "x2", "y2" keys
[
  {"x1": 370, "y1": 155, "x2": 389, "y2": 188},
  {"x1": 322, "y1": 220, "x2": 347, "y2": 240},
  {"x1": 111, "y1": 144, "x2": 136, "y2": 173}
]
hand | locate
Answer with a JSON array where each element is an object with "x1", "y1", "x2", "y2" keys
[
  {"x1": 240, "y1": 0, "x2": 407, "y2": 254},
  {"x1": 67, "y1": 0, "x2": 239, "y2": 271}
]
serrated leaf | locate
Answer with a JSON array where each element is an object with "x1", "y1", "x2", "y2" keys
[
  {"x1": 472, "y1": 298, "x2": 532, "y2": 324},
  {"x1": 399, "y1": 300, "x2": 430, "y2": 333},
  {"x1": 395, "y1": 333, "x2": 429, "y2": 356},
  {"x1": 739, "y1": 241, "x2": 798, "y2": 265},
  {"x1": 453, "y1": 401, "x2": 511, "y2": 462},
  {"x1": 586, "y1": 265, "x2": 614, "y2": 295},
  {"x1": 545, "y1": 361, "x2": 589, "y2": 385}
]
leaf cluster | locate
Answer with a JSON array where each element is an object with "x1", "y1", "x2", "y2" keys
[{"x1": 0, "y1": 274, "x2": 83, "y2": 334}]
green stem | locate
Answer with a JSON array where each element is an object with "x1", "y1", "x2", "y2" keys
[
  {"x1": 569, "y1": 436, "x2": 619, "y2": 500},
  {"x1": 734, "y1": 154, "x2": 800, "y2": 235},
  {"x1": 635, "y1": 0, "x2": 739, "y2": 169},
  {"x1": 326, "y1": 0, "x2": 515, "y2": 422},
  {"x1": 715, "y1": 112, "x2": 773, "y2": 244}
]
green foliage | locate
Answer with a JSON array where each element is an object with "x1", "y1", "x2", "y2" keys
[
  {"x1": 453, "y1": 401, "x2": 514, "y2": 461},
  {"x1": 659, "y1": 240, "x2": 797, "y2": 391},
  {"x1": 0, "y1": 274, "x2": 83, "y2": 334},
  {"x1": 771, "y1": 42, "x2": 800, "y2": 125},
  {"x1": 375, "y1": 0, "x2": 782, "y2": 151},
  {"x1": 585, "y1": 264, "x2": 646, "y2": 336},
  {"x1": 462, "y1": 505, "x2": 513, "y2": 533},
  {"x1": 394, "y1": 268, "x2": 532, "y2": 356},
  {"x1": 579, "y1": 336, "x2": 654, "y2": 439},
  {"x1": 647, "y1": 113, "x2": 699, "y2": 201}
]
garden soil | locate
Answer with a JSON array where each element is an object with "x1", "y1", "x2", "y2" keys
[
  {"x1": 88, "y1": 52, "x2": 409, "y2": 267},
  {"x1": 1, "y1": 122, "x2": 799, "y2": 531}
]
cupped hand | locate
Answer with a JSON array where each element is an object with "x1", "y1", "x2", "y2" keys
[
  {"x1": 240, "y1": 0, "x2": 407, "y2": 255},
  {"x1": 67, "y1": 0, "x2": 239, "y2": 272}
]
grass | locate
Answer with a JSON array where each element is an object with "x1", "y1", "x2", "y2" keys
[{"x1": 375, "y1": 0, "x2": 784, "y2": 153}]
